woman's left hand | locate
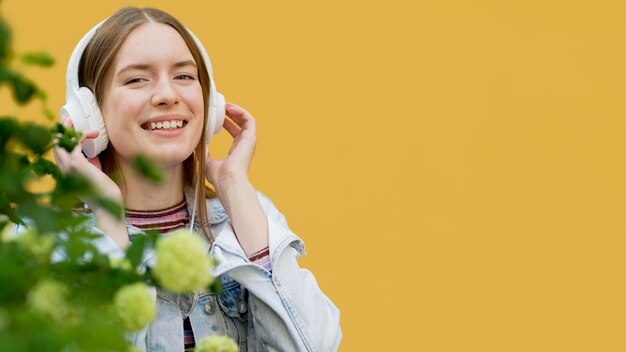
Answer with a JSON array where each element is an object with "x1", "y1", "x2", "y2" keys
[
  {"x1": 205, "y1": 102, "x2": 257, "y2": 190},
  {"x1": 205, "y1": 102, "x2": 269, "y2": 255}
]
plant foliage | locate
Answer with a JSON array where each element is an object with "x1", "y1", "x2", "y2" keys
[{"x1": 0, "y1": 7, "x2": 226, "y2": 351}]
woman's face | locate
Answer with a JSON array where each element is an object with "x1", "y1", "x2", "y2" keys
[{"x1": 100, "y1": 22, "x2": 204, "y2": 168}]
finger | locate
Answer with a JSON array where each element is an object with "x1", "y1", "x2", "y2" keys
[
  {"x1": 222, "y1": 118, "x2": 241, "y2": 137},
  {"x1": 55, "y1": 118, "x2": 102, "y2": 174},
  {"x1": 70, "y1": 140, "x2": 86, "y2": 160},
  {"x1": 224, "y1": 101, "x2": 240, "y2": 111},
  {"x1": 54, "y1": 118, "x2": 72, "y2": 170},
  {"x1": 238, "y1": 117, "x2": 256, "y2": 138},
  {"x1": 61, "y1": 116, "x2": 71, "y2": 127},
  {"x1": 61, "y1": 117, "x2": 97, "y2": 139},
  {"x1": 225, "y1": 102, "x2": 254, "y2": 126},
  {"x1": 62, "y1": 116, "x2": 73, "y2": 128},
  {"x1": 53, "y1": 146, "x2": 71, "y2": 170},
  {"x1": 86, "y1": 156, "x2": 102, "y2": 170},
  {"x1": 226, "y1": 112, "x2": 256, "y2": 138},
  {"x1": 79, "y1": 130, "x2": 100, "y2": 143},
  {"x1": 69, "y1": 146, "x2": 103, "y2": 180},
  {"x1": 225, "y1": 103, "x2": 257, "y2": 135},
  {"x1": 231, "y1": 132, "x2": 256, "y2": 154}
]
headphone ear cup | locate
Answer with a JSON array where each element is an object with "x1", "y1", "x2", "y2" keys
[
  {"x1": 77, "y1": 87, "x2": 109, "y2": 158},
  {"x1": 206, "y1": 92, "x2": 225, "y2": 144}
]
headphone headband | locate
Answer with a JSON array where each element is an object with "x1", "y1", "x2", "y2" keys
[{"x1": 64, "y1": 19, "x2": 107, "y2": 95}]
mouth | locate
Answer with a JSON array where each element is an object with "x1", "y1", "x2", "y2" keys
[{"x1": 141, "y1": 119, "x2": 188, "y2": 131}]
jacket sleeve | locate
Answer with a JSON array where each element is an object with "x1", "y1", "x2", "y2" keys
[
  {"x1": 10, "y1": 220, "x2": 126, "y2": 262},
  {"x1": 210, "y1": 192, "x2": 342, "y2": 352}
]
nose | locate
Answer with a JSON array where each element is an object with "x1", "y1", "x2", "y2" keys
[{"x1": 151, "y1": 77, "x2": 180, "y2": 107}]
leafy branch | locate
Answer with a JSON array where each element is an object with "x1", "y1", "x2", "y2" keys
[{"x1": 0, "y1": 6, "x2": 228, "y2": 352}]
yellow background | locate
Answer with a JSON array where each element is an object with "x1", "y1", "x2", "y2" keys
[{"x1": 3, "y1": 0, "x2": 626, "y2": 351}]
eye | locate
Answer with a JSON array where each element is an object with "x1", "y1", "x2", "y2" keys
[
  {"x1": 175, "y1": 74, "x2": 196, "y2": 81},
  {"x1": 124, "y1": 77, "x2": 146, "y2": 85}
]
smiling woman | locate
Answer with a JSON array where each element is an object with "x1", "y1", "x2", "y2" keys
[{"x1": 52, "y1": 6, "x2": 342, "y2": 352}]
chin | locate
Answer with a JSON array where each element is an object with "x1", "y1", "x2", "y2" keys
[{"x1": 148, "y1": 148, "x2": 196, "y2": 166}]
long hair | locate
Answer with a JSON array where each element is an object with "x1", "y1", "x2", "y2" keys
[{"x1": 78, "y1": 7, "x2": 216, "y2": 241}]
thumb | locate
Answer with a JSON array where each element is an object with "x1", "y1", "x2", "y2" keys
[{"x1": 87, "y1": 156, "x2": 102, "y2": 170}]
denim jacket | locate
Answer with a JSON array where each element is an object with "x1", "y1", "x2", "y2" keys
[{"x1": 17, "y1": 192, "x2": 342, "y2": 352}]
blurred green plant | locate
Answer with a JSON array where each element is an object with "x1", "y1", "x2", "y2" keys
[
  {"x1": 0, "y1": 5, "x2": 229, "y2": 351},
  {"x1": 0, "y1": 6, "x2": 54, "y2": 120}
]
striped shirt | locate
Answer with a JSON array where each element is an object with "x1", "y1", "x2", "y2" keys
[{"x1": 126, "y1": 199, "x2": 189, "y2": 234}]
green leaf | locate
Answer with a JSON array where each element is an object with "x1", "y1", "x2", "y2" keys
[
  {"x1": 0, "y1": 66, "x2": 11, "y2": 82},
  {"x1": 10, "y1": 74, "x2": 36, "y2": 104},
  {"x1": 0, "y1": 16, "x2": 11, "y2": 62},
  {"x1": 125, "y1": 229, "x2": 159, "y2": 269},
  {"x1": 209, "y1": 275, "x2": 222, "y2": 295},
  {"x1": 0, "y1": 191, "x2": 21, "y2": 224},
  {"x1": 53, "y1": 123, "x2": 82, "y2": 153},
  {"x1": 0, "y1": 117, "x2": 17, "y2": 148},
  {"x1": 21, "y1": 52, "x2": 54, "y2": 67},
  {"x1": 132, "y1": 154, "x2": 164, "y2": 183},
  {"x1": 17, "y1": 200, "x2": 60, "y2": 233},
  {"x1": 35, "y1": 89, "x2": 47, "y2": 100},
  {"x1": 51, "y1": 172, "x2": 93, "y2": 209},
  {"x1": 50, "y1": 122, "x2": 63, "y2": 134},
  {"x1": 16, "y1": 122, "x2": 53, "y2": 155},
  {"x1": 0, "y1": 152, "x2": 31, "y2": 199},
  {"x1": 43, "y1": 107, "x2": 56, "y2": 121},
  {"x1": 32, "y1": 157, "x2": 60, "y2": 178},
  {"x1": 125, "y1": 235, "x2": 147, "y2": 268},
  {"x1": 93, "y1": 196, "x2": 123, "y2": 220},
  {"x1": 0, "y1": 69, "x2": 36, "y2": 104}
]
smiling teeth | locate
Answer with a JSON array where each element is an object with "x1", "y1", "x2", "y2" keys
[{"x1": 149, "y1": 120, "x2": 184, "y2": 130}]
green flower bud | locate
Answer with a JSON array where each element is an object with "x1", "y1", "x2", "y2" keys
[
  {"x1": 14, "y1": 227, "x2": 54, "y2": 257},
  {"x1": 195, "y1": 335, "x2": 239, "y2": 352},
  {"x1": 153, "y1": 229, "x2": 214, "y2": 293},
  {"x1": 110, "y1": 257, "x2": 134, "y2": 271},
  {"x1": 27, "y1": 279, "x2": 71, "y2": 322},
  {"x1": 114, "y1": 282, "x2": 156, "y2": 331},
  {"x1": 0, "y1": 221, "x2": 12, "y2": 243}
]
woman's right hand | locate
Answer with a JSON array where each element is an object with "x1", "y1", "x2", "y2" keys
[
  {"x1": 54, "y1": 116, "x2": 129, "y2": 249},
  {"x1": 54, "y1": 116, "x2": 123, "y2": 211}
]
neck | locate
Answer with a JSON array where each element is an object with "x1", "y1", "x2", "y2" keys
[{"x1": 117, "y1": 161, "x2": 186, "y2": 211}]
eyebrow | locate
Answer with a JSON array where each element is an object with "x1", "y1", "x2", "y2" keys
[{"x1": 116, "y1": 60, "x2": 197, "y2": 76}]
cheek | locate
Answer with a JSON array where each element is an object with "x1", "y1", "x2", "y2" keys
[
  {"x1": 184, "y1": 88, "x2": 205, "y2": 130},
  {"x1": 186, "y1": 88, "x2": 205, "y2": 116},
  {"x1": 100, "y1": 95, "x2": 146, "y2": 153},
  {"x1": 102, "y1": 94, "x2": 144, "y2": 128}
]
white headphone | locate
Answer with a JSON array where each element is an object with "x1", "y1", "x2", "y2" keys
[{"x1": 60, "y1": 19, "x2": 225, "y2": 158}]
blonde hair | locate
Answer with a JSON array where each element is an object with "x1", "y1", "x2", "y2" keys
[{"x1": 78, "y1": 7, "x2": 217, "y2": 241}]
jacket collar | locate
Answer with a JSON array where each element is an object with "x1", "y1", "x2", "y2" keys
[{"x1": 183, "y1": 185, "x2": 228, "y2": 226}]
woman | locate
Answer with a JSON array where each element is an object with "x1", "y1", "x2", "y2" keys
[{"x1": 54, "y1": 7, "x2": 341, "y2": 352}]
